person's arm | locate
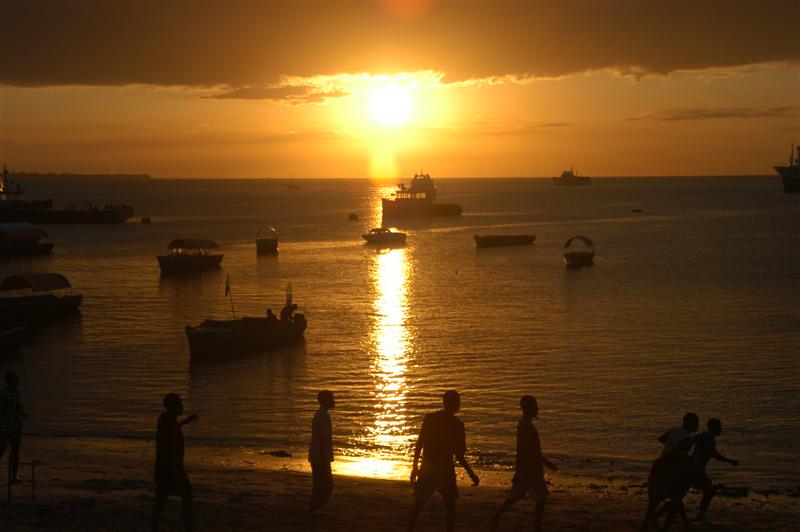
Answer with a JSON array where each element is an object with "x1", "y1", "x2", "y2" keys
[
  {"x1": 543, "y1": 454, "x2": 558, "y2": 472},
  {"x1": 178, "y1": 414, "x2": 198, "y2": 427},
  {"x1": 658, "y1": 430, "x2": 670, "y2": 444},
  {"x1": 409, "y1": 430, "x2": 423, "y2": 484},
  {"x1": 711, "y1": 446, "x2": 738, "y2": 466},
  {"x1": 455, "y1": 452, "x2": 480, "y2": 486}
]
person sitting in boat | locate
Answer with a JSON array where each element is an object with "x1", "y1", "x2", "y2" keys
[
  {"x1": 266, "y1": 308, "x2": 277, "y2": 322},
  {"x1": 280, "y1": 303, "x2": 295, "y2": 321}
]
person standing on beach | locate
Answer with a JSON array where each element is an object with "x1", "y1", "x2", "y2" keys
[
  {"x1": 692, "y1": 418, "x2": 738, "y2": 522},
  {"x1": 309, "y1": 390, "x2": 335, "y2": 516},
  {"x1": 152, "y1": 393, "x2": 198, "y2": 532},
  {"x1": 488, "y1": 395, "x2": 557, "y2": 532},
  {"x1": 407, "y1": 390, "x2": 480, "y2": 532},
  {"x1": 0, "y1": 371, "x2": 27, "y2": 484}
]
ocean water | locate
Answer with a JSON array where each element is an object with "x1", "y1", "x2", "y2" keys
[{"x1": 2, "y1": 176, "x2": 798, "y2": 491}]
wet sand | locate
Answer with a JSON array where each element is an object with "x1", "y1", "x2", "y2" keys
[{"x1": 2, "y1": 435, "x2": 798, "y2": 531}]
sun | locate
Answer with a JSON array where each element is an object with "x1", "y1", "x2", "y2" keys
[{"x1": 370, "y1": 84, "x2": 412, "y2": 126}]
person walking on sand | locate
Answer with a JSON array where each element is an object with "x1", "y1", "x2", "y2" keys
[
  {"x1": 152, "y1": 393, "x2": 198, "y2": 532},
  {"x1": 309, "y1": 390, "x2": 335, "y2": 516},
  {"x1": 0, "y1": 371, "x2": 27, "y2": 484},
  {"x1": 488, "y1": 395, "x2": 557, "y2": 532},
  {"x1": 692, "y1": 418, "x2": 738, "y2": 523},
  {"x1": 407, "y1": 390, "x2": 480, "y2": 532}
]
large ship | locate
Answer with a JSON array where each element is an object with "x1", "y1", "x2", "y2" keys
[
  {"x1": 552, "y1": 167, "x2": 591, "y2": 186},
  {"x1": 775, "y1": 144, "x2": 800, "y2": 194},
  {"x1": 0, "y1": 165, "x2": 135, "y2": 224},
  {"x1": 381, "y1": 172, "x2": 462, "y2": 218}
]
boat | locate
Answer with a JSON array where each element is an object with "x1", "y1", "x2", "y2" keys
[
  {"x1": 348, "y1": 213, "x2": 359, "y2": 221},
  {"x1": 362, "y1": 227, "x2": 407, "y2": 246},
  {"x1": 157, "y1": 239, "x2": 223, "y2": 274},
  {"x1": 381, "y1": 172, "x2": 462, "y2": 218},
  {"x1": 0, "y1": 165, "x2": 135, "y2": 224},
  {"x1": 0, "y1": 223, "x2": 54, "y2": 256},
  {"x1": 0, "y1": 273, "x2": 83, "y2": 321},
  {"x1": 256, "y1": 226, "x2": 279, "y2": 255},
  {"x1": 553, "y1": 167, "x2": 591, "y2": 186},
  {"x1": 563, "y1": 235, "x2": 595, "y2": 267},
  {"x1": 474, "y1": 234, "x2": 536, "y2": 248},
  {"x1": 186, "y1": 287, "x2": 307, "y2": 359},
  {"x1": 775, "y1": 144, "x2": 800, "y2": 193}
]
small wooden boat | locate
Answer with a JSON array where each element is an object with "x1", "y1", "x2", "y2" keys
[
  {"x1": 563, "y1": 235, "x2": 595, "y2": 267},
  {"x1": 0, "y1": 223, "x2": 54, "y2": 256},
  {"x1": 348, "y1": 213, "x2": 359, "y2": 221},
  {"x1": 256, "y1": 226, "x2": 279, "y2": 255},
  {"x1": 0, "y1": 273, "x2": 83, "y2": 321},
  {"x1": 362, "y1": 227, "x2": 406, "y2": 246},
  {"x1": 157, "y1": 239, "x2": 223, "y2": 274},
  {"x1": 474, "y1": 234, "x2": 536, "y2": 248}
]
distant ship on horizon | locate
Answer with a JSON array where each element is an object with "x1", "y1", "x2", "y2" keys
[
  {"x1": 553, "y1": 166, "x2": 591, "y2": 186},
  {"x1": 775, "y1": 144, "x2": 800, "y2": 194},
  {"x1": 381, "y1": 172, "x2": 462, "y2": 218}
]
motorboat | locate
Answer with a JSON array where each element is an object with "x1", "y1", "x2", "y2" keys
[
  {"x1": 474, "y1": 234, "x2": 536, "y2": 248},
  {"x1": 563, "y1": 235, "x2": 595, "y2": 267},
  {"x1": 362, "y1": 227, "x2": 407, "y2": 246},
  {"x1": 256, "y1": 226, "x2": 279, "y2": 255},
  {"x1": 157, "y1": 239, "x2": 223, "y2": 274},
  {"x1": 0, "y1": 273, "x2": 83, "y2": 321},
  {"x1": 382, "y1": 172, "x2": 462, "y2": 218},
  {"x1": 0, "y1": 223, "x2": 54, "y2": 256}
]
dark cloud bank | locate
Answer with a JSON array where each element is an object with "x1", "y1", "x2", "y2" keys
[{"x1": 1, "y1": 0, "x2": 798, "y2": 91}]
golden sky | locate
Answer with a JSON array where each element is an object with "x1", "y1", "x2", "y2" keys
[{"x1": 1, "y1": 1, "x2": 798, "y2": 178}]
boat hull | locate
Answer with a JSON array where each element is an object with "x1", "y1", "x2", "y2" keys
[
  {"x1": 157, "y1": 254, "x2": 223, "y2": 274},
  {"x1": 775, "y1": 166, "x2": 800, "y2": 193},
  {"x1": 0, "y1": 241, "x2": 54, "y2": 257},
  {"x1": 474, "y1": 234, "x2": 536, "y2": 248},
  {"x1": 0, "y1": 294, "x2": 83, "y2": 321},
  {"x1": 553, "y1": 177, "x2": 591, "y2": 186},
  {"x1": 256, "y1": 238, "x2": 279, "y2": 254},
  {"x1": 382, "y1": 198, "x2": 462, "y2": 218},
  {"x1": 186, "y1": 315, "x2": 307, "y2": 360},
  {"x1": 564, "y1": 251, "x2": 595, "y2": 267}
]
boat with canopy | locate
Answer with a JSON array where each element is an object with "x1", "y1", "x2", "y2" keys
[
  {"x1": 0, "y1": 223, "x2": 54, "y2": 256},
  {"x1": 563, "y1": 235, "x2": 595, "y2": 267},
  {"x1": 157, "y1": 239, "x2": 223, "y2": 274},
  {"x1": 0, "y1": 273, "x2": 83, "y2": 321},
  {"x1": 256, "y1": 226, "x2": 279, "y2": 255}
]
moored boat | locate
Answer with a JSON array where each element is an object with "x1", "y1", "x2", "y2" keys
[
  {"x1": 775, "y1": 144, "x2": 800, "y2": 193},
  {"x1": 256, "y1": 226, "x2": 279, "y2": 254},
  {"x1": 382, "y1": 172, "x2": 462, "y2": 218},
  {"x1": 362, "y1": 227, "x2": 407, "y2": 246},
  {"x1": 157, "y1": 239, "x2": 223, "y2": 274},
  {"x1": 0, "y1": 273, "x2": 83, "y2": 321},
  {"x1": 0, "y1": 223, "x2": 54, "y2": 256},
  {"x1": 474, "y1": 234, "x2": 536, "y2": 248},
  {"x1": 563, "y1": 235, "x2": 595, "y2": 267}
]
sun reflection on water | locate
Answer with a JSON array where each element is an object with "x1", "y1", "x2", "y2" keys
[{"x1": 366, "y1": 247, "x2": 415, "y2": 459}]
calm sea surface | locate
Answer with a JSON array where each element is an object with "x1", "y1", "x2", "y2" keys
[{"x1": 2, "y1": 176, "x2": 798, "y2": 490}]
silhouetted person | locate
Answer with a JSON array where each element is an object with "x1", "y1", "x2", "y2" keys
[
  {"x1": 488, "y1": 395, "x2": 557, "y2": 532},
  {"x1": 152, "y1": 393, "x2": 198, "y2": 532},
  {"x1": 309, "y1": 390, "x2": 335, "y2": 516},
  {"x1": 692, "y1": 418, "x2": 738, "y2": 522},
  {"x1": 266, "y1": 308, "x2": 277, "y2": 322},
  {"x1": 0, "y1": 371, "x2": 27, "y2": 483},
  {"x1": 280, "y1": 302, "x2": 294, "y2": 321},
  {"x1": 641, "y1": 412, "x2": 699, "y2": 530},
  {"x1": 407, "y1": 390, "x2": 479, "y2": 532}
]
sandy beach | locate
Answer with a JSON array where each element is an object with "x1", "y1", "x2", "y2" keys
[{"x1": 1, "y1": 435, "x2": 797, "y2": 531}]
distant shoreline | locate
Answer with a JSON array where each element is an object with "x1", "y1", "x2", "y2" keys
[{"x1": 10, "y1": 172, "x2": 152, "y2": 181}]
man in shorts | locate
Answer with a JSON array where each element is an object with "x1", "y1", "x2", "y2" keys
[
  {"x1": 152, "y1": 393, "x2": 198, "y2": 532},
  {"x1": 407, "y1": 390, "x2": 480, "y2": 532},
  {"x1": 692, "y1": 418, "x2": 738, "y2": 522},
  {"x1": 488, "y1": 395, "x2": 558, "y2": 532},
  {"x1": 308, "y1": 390, "x2": 335, "y2": 516}
]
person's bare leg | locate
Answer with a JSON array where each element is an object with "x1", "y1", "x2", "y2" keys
[
  {"x1": 444, "y1": 498, "x2": 456, "y2": 532},
  {"x1": 488, "y1": 496, "x2": 522, "y2": 530},
  {"x1": 407, "y1": 496, "x2": 426, "y2": 532},
  {"x1": 697, "y1": 487, "x2": 714, "y2": 521},
  {"x1": 533, "y1": 493, "x2": 548, "y2": 532},
  {"x1": 152, "y1": 495, "x2": 167, "y2": 531},
  {"x1": 181, "y1": 492, "x2": 193, "y2": 532},
  {"x1": 9, "y1": 437, "x2": 20, "y2": 481},
  {"x1": 641, "y1": 497, "x2": 657, "y2": 530}
]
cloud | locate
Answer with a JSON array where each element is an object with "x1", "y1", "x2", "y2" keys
[
  {"x1": 207, "y1": 85, "x2": 349, "y2": 104},
  {"x1": 625, "y1": 106, "x2": 797, "y2": 122},
  {"x1": 1, "y1": 1, "x2": 797, "y2": 88}
]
